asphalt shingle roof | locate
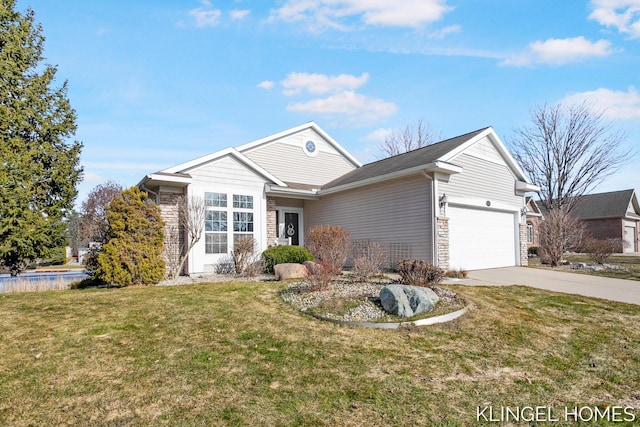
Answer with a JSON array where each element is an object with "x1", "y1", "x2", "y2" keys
[
  {"x1": 570, "y1": 189, "x2": 637, "y2": 220},
  {"x1": 322, "y1": 128, "x2": 488, "y2": 189}
]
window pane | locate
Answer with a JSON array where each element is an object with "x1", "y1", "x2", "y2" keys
[
  {"x1": 205, "y1": 192, "x2": 227, "y2": 207},
  {"x1": 205, "y1": 211, "x2": 227, "y2": 232},
  {"x1": 205, "y1": 233, "x2": 227, "y2": 254},
  {"x1": 233, "y1": 194, "x2": 253, "y2": 209},
  {"x1": 233, "y1": 212, "x2": 253, "y2": 232}
]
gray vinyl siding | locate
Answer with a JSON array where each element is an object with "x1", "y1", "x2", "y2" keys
[
  {"x1": 243, "y1": 130, "x2": 356, "y2": 186},
  {"x1": 305, "y1": 175, "x2": 433, "y2": 267},
  {"x1": 189, "y1": 154, "x2": 268, "y2": 189},
  {"x1": 440, "y1": 153, "x2": 521, "y2": 205}
]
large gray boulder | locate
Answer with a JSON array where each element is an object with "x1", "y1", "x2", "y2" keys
[
  {"x1": 274, "y1": 263, "x2": 309, "y2": 281},
  {"x1": 380, "y1": 285, "x2": 440, "y2": 317}
]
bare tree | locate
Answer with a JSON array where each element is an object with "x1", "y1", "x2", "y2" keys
[
  {"x1": 538, "y1": 208, "x2": 588, "y2": 266},
  {"x1": 380, "y1": 119, "x2": 442, "y2": 157},
  {"x1": 165, "y1": 195, "x2": 206, "y2": 279},
  {"x1": 511, "y1": 102, "x2": 630, "y2": 212},
  {"x1": 79, "y1": 181, "x2": 123, "y2": 244}
]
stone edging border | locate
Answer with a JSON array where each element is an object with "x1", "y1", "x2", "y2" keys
[{"x1": 309, "y1": 306, "x2": 468, "y2": 329}]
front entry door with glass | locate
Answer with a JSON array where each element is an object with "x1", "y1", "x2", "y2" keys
[{"x1": 284, "y1": 212, "x2": 299, "y2": 246}]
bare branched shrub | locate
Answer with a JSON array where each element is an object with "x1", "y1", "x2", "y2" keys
[
  {"x1": 231, "y1": 236, "x2": 262, "y2": 277},
  {"x1": 215, "y1": 255, "x2": 235, "y2": 275},
  {"x1": 444, "y1": 268, "x2": 468, "y2": 279},
  {"x1": 165, "y1": 196, "x2": 206, "y2": 279},
  {"x1": 539, "y1": 208, "x2": 587, "y2": 266},
  {"x1": 305, "y1": 225, "x2": 351, "y2": 276},
  {"x1": 583, "y1": 238, "x2": 623, "y2": 264},
  {"x1": 351, "y1": 240, "x2": 387, "y2": 281},
  {"x1": 397, "y1": 260, "x2": 443, "y2": 287},
  {"x1": 305, "y1": 261, "x2": 333, "y2": 291}
]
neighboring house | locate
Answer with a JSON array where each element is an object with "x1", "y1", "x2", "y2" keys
[
  {"x1": 524, "y1": 197, "x2": 544, "y2": 249},
  {"x1": 570, "y1": 189, "x2": 640, "y2": 253},
  {"x1": 138, "y1": 122, "x2": 539, "y2": 274}
]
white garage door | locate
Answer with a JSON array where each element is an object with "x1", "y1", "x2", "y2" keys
[
  {"x1": 448, "y1": 206, "x2": 517, "y2": 270},
  {"x1": 624, "y1": 226, "x2": 636, "y2": 253}
]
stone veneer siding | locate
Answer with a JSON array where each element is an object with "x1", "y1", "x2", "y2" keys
[
  {"x1": 266, "y1": 197, "x2": 277, "y2": 246},
  {"x1": 158, "y1": 191, "x2": 185, "y2": 275},
  {"x1": 519, "y1": 222, "x2": 528, "y2": 266},
  {"x1": 437, "y1": 216, "x2": 449, "y2": 270}
]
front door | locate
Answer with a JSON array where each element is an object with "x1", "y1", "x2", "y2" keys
[{"x1": 284, "y1": 212, "x2": 299, "y2": 245}]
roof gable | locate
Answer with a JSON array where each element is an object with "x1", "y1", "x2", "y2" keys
[
  {"x1": 571, "y1": 189, "x2": 638, "y2": 220},
  {"x1": 161, "y1": 147, "x2": 286, "y2": 186},
  {"x1": 237, "y1": 121, "x2": 361, "y2": 168},
  {"x1": 322, "y1": 127, "x2": 534, "y2": 192}
]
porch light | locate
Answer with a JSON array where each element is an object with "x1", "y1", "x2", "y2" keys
[
  {"x1": 521, "y1": 206, "x2": 528, "y2": 216},
  {"x1": 439, "y1": 194, "x2": 448, "y2": 207}
]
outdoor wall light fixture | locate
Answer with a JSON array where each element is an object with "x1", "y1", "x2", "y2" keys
[
  {"x1": 521, "y1": 206, "x2": 528, "y2": 216},
  {"x1": 439, "y1": 194, "x2": 448, "y2": 207}
]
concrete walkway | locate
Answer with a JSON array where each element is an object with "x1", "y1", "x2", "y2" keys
[{"x1": 461, "y1": 267, "x2": 640, "y2": 306}]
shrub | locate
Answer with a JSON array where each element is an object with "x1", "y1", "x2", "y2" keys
[
  {"x1": 94, "y1": 187, "x2": 165, "y2": 286},
  {"x1": 444, "y1": 268, "x2": 468, "y2": 279},
  {"x1": 305, "y1": 225, "x2": 351, "y2": 275},
  {"x1": 231, "y1": 236, "x2": 262, "y2": 277},
  {"x1": 351, "y1": 240, "x2": 387, "y2": 281},
  {"x1": 262, "y1": 245, "x2": 315, "y2": 274},
  {"x1": 397, "y1": 259, "x2": 444, "y2": 287},
  {"x1": 583, "y1": 238, "x2": 623, "y2": 264},
  {"x1": 527, "y1": 246, "x2": 539, "y2": 256},
  {"x1": 305, "y1": 261, "x2": 333, "y2": 291}
]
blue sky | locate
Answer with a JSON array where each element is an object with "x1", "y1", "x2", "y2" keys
[{"x1": 15, "y1": 0, "x2": 640, "y2": 205}]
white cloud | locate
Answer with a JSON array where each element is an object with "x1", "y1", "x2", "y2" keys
[
  {"x1": 281, "y1": 72, "x2": 369, "y2": 95},
  {"x1": 257, "y1": 80, "x2": 275, "y2": 90},
  {"x1": 230, "y1": 9, "x2": 251, "y2": 20},
  {"x1": 501, "y1": 36, "x2": 614, "y2": 66},
  {"x1": 589, "y1": 0, "x2": 640, "y2": 38},
  {"x1": 428, "y1": 24, "x2": 461, "y2": 39},
  {"x1": 287, "y1": 91, "x2": 397, "y2": 125},
  {"x1": 269, "y1": 0, "x2": 452, "y2": 31},
  {"x1": 560, "y1": 87, "x2": 640, "y2": 120},
  {"x1": 189, "y1": 6, "x2": 222, "y2": 27},
  {"x1": 363, "y1": 127, "x2": 392, "y2": 142}
]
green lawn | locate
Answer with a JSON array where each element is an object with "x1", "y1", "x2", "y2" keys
[{"x1": 1, "y1": 282, "x2": 639, "y2": 426}]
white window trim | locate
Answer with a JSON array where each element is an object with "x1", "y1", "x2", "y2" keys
[
  {"x1": 276, "y1": 207, "x2": 304, "y2": 246},
  {"x1": 204, "y1": 192, "x2": 257, "y2": 256}
]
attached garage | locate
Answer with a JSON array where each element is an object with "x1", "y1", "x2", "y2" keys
[{"x1": 448, "y1": 206, "x2": 518, "y2": 270}]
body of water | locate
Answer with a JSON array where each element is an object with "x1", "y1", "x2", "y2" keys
[{"x1": 0, "y1": 271, "x2": 88, "y2": 292}]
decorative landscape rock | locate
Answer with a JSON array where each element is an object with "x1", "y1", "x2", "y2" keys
[
  {"x1": 380, "y1": 285, "x2": 440, "y2": 317},
  {"x1": 274, "y1": 263, "x2": 309, "y2": 281}
]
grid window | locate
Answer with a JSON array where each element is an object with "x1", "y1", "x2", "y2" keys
[
  {"x1": 527, "y1": 223, "x2": 534, "y2": 244},
  {"x1": 205, "y1": 233, "x2": 227, "y2": 254},
  {"x1": 233, "y1": 194, "x2": 253, "y2": 209},
  {"x1": 233, "y1": 212, "x2": 253, "y2": 232},
  {"x1": 205, "y1": 211, "x2": 227, "y2": 232},
  {"x1": 205, "y1": 192, "x2": 227, "y2": 207}
]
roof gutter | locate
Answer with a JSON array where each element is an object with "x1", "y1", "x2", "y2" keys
[
  {"x1": 265, "y1": 185, "x2": 320, "y2": 200},
  {"x1": 319, "y1": 161, "x2": 462, "y2": 196}
]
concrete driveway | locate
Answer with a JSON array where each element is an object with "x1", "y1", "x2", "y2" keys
[{"x1": 461, "y1": 267, "x2": 640, "y2": 306}]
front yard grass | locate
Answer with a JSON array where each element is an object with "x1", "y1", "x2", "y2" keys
[{"x1": 1, "y1": 282, "x2": 639, "y2": 426}]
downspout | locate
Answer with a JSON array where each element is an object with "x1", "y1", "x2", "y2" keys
[{"x1": 422, "y1": 171, "x2": 438, "y2": 266}]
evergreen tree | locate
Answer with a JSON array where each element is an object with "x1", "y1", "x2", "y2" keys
[
  {"x1": 95, "y1": 187, "x2": 165, "y2": 286},
  {"x1": 0, "y1": 1, "x2": 83, "y2": 275}
]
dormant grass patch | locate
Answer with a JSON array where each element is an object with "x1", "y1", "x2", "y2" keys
[{"x1": 0, "y1": 282, "x2": 638, "y2": 426}]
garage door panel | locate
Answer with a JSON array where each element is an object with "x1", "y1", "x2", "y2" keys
[
  {"x1": 448, "y1": 206, "x2": 517, "y2": 270},
  {"x1": 624, "y1": 226, "x2": 636, "y2": 253}
]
